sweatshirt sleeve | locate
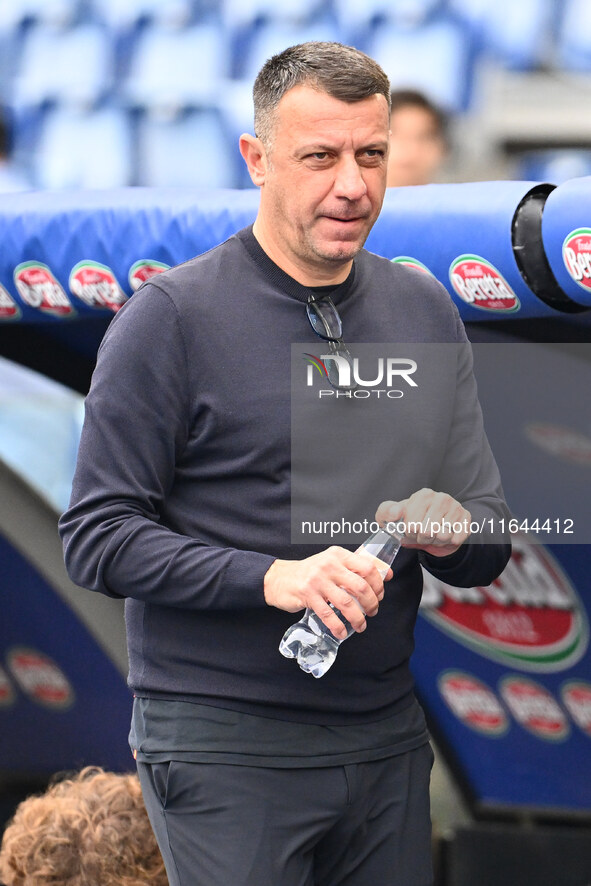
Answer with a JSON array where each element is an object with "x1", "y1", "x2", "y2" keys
[
  {"x1": 419, "y1": 307, "x2": 512, "y2": 588},
  {"x1": 58, "y1": 283, "x2": 275, "y2": 610}
]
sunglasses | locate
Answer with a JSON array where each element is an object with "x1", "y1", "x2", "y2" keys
[{"x1": 306, "y1": 293, "x2": 357, "y2": 391}]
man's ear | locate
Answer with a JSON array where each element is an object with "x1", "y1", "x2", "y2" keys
[{"x1": 239, "y1": 134, "x2": 267, "y2": 187}]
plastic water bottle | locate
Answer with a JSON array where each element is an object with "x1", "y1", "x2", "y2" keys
[{"x1": 279, "y1": 524, "x2": 403, "y2": 678}]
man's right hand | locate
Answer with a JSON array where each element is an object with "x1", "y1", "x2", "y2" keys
[{"x1": 263, "y1": 547, "x2": 391, "y2": 640}]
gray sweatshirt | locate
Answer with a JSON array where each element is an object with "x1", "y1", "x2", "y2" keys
[{"x1": 59, "y1": 226, "x2": 511, "y2": 725}]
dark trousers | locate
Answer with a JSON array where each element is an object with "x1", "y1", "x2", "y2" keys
[{"x1": 137, "y1": 744, "x2": 434, "y2": 886}]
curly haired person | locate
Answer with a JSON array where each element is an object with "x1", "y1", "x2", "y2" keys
[{"x1": 0, "y1": 767, "x2": 167, "y2": 886}]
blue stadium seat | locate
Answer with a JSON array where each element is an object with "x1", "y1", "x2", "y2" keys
[
  {"x1": 333, "y1": 0, "x2": 441, "y2": 38},
  {"x1": 136, "y1": 108, "x2": 239, "y2": 188},
  {"x1": 450, "y1": 0, "x2": 553, "y2": 69},
  {"x1": 11, "y1": 21, "x2": 114, "y2": 109},
  {"x1": 219, "y1": 0, "x2": 322, "y2": 30},
  {"x1": 556, "y1": 0, "x2": 591, "y2": 71},
  {"x1": 365, "y1": 16, "x2": 472, "y2": 111},
  {"x1": 33, "y1": 104, "x2": 133, "y2": 188},
  {"x1": 216, "y1": 80, "x2": 254, "y2": 141},
  {"x1": 0, "y1": 0, "x2": 79, "y2": 34},
  {"x1": 215, "y1": 81, "x2": 255, "y2": 187},
  {"x1": 237, "y1": 18, "x2": 341, "y2": 82},
  {"x1": 89, "y1": 0, "x2": 195, "y2": 32},
  {"x1": 123, "y1": 21, "x2": 231, "y2": 112},
  {"x1": 448, "y1": 0, "x2": 497, "y2": 26}
]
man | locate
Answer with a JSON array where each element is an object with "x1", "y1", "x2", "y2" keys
[
  {"x1": 59, "y1": 42, "x2": 510, "y2": 886},
  {"x1": 387, "y1": 89, "x2": 449, "y2": 188}
]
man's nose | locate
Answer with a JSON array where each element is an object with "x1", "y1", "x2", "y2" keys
[{"x1": 333, "y1": 156, "x2": 368, "y2": 201}]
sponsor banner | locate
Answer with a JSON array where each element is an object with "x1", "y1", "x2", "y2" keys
[
  {"x1": 6, "y1": 647, "x2": 74, "y2": 710},
  {"x1": 69, "y1": 261, "x2": 128, "y2": 312},
  {"x1": 0, "y1": 283, "x2": 21, "y2": 321},
  {"x1": 0, "y1": 534, "x2": 132, "y2": 774},
  {"x1": 438, "y1": 670, "x2": 508, "y2": 736},
  {"x1": 562, "y1": 227, "x2": 591, "y2": 292},
  {"x1": 13, "y1": 261, "x2": 75, "y2": 318},
  {"x1": 449, "y1": 254, "x2": 520, "y2": 313},
  {"x1": 421, "y1": 535, "x2": 589, "y2": 673},
  {"x1": 128, "y1": 259, "x2": 170, "y2": 292},
  {"x1": 413, "y1": 541, "x2": 591, "y2": 813},
  {"x1": 499, "y1": 676, "x2": 569, "y2": 742}
]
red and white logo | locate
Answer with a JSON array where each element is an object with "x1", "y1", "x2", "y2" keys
[
  {"x1": 13, "y1": 262, "x2": 75, "y2": 317},
  {"x1": 524, "y1": 422, "x2": 591, "y2": 466},
  {"x1": 438, "y1": 670, "x2": 508, "y2": 736},
  {"x1": 69, "y1": 261, "x2": 128, "y2": 312},
  {"x1": 128, "y1": 259, "x2": 170, "y2": 292},
  {"x1": 391, "y1": 256, "x2": 435, "y2": 277},
  {"x1": 561, "y1": 681, "x2": 591, "y2": 738},
  {"x1": 420, "y1": 536, "x2": 588, "y2": 672},
  {"x1": 449, "y1": 255, "x2": 520, "y2": 312},
  {"x1": 6, "y1": 648, "x2": 74, "y2": 709},
  {"x1": 0, "y1": 666, "x2": 15, "y2": 707},
  {"x1": 562, "y1": 228, "x2": 591, "y2": 291},
  {"x1": 0, "y1": 283, "x2": 21, "y2": 321},
  {"x1": 500, "y1": 676, "x2": 569, "y2": 741}
]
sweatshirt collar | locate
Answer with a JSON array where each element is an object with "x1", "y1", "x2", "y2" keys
[{"x1": 236, "y1": 225, "x2": 356, "y2": 305}]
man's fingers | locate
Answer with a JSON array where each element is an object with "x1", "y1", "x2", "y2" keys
[
  {"x1": 375, "y1": 499, "x2": 406, "y2": 528},
  {"x1": 377, "y1": 490, "x2": 472, "y2": 553},
  {"x1": 264, "y1": 546, "x2": 385, "y2": 628},
  {"x1": 332, "y1": 588, "x2": 367, "y2": 630},
  {"x1": 308, "y1": 594, "x2": 363, "y2": 639},
  {"x1": 340, "y1": 554, "x2": 386, "y2": 613}
]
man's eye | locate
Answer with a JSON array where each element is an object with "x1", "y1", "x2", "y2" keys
[
  {"x1": 311, "y1": 152, "x2": 329, "y2": 160},
  {"x1": 365, "y1": 149, "x2": 384, "y2": 158}
]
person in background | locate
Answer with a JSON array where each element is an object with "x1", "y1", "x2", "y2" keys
[
  {"x1": 0, "y1": 110, "x2": 32, "y2": 193},
  {"x1": 387, "y1": 89, "x2": 449, "y2": 187},
  {"x1": 0, "y1": 767, "x2": 168, "y2": 886}
]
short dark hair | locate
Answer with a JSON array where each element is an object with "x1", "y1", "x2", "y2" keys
[
  {"x1": 253, "y1": 42, "x2": 391, "y2": 149},
  {"x1": 389, "y1": 89, "x2": 449, "y2": 143}
]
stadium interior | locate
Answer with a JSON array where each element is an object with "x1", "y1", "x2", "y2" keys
[{"x1": 0, "y1": 0, "x2": 590, "y2": 190}]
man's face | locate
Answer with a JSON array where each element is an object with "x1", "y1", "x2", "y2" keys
[
  {"x1": 386, "y1": 105, "x2": 446, "y2": 188},
  {"x1": 256, "y1": 85, "x2": 390, "y2": 283}
]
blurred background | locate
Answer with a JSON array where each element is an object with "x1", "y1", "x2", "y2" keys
[{"x1": 0, "y1": 0, "x2": 591, "y2": 192}]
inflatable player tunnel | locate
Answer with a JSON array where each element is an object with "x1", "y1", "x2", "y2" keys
[{"x1": 0, "y1": 182, "x2": 590, "y2": 842}]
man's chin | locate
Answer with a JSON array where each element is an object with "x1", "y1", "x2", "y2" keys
[{"x1": 314, "y1": 239, "x2": 366, "y2": 263}]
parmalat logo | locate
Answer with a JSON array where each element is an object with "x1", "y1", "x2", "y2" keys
[
  {"x1": 449, "y1": 254, "x2": 520, "y2": 312},
  {"x1": 420, "y1": 536, "x2": 588, "y2": 672}
]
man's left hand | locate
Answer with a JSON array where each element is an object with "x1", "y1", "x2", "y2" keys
[{"x1": 376, "y1": 489, "x2": 471, "y2": 557}]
